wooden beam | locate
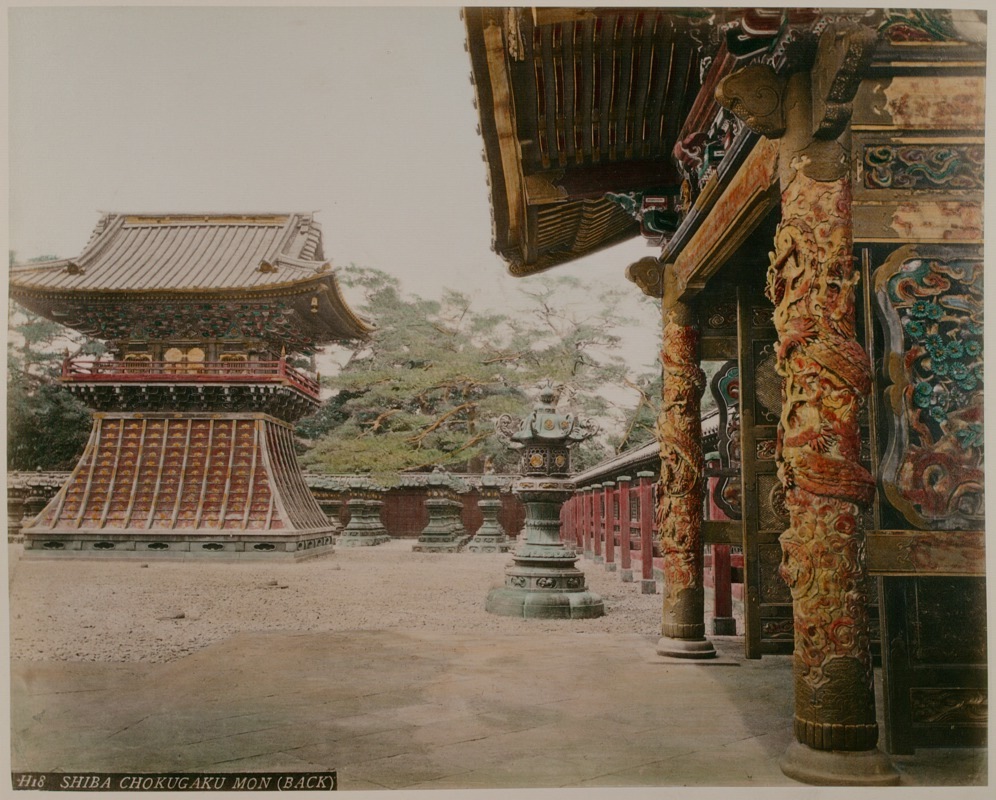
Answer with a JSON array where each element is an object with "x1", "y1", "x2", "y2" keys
[
  {"x1": 866, "y1": 530, "x2": 986, "y2": 576},
  {"x1": 669, "y1": 137, "x2": 780, "y2": 298},
  {"x1": 701, "y1": 520, "x2": 741, "y2": 546},
  {"x1": 525, "y1": 159, "x2": 681, "y2": 203}
]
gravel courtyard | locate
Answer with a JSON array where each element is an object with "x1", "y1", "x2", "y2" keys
[{"x1": 8, "y1": 539, "x2": 673, "y2": 664}]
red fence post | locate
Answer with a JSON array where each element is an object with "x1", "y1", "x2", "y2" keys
[
  {"x1": 712, "y1": 544, "x2": 735, "y2": 634},
  {"x1": 705, "y1": 469, "x2": 737, "y2": 636},
  {"x1": 602, "y1": 480, "x2": 615, "y2": 571},
  {"x1": 582, "y1": 486, "x2": 593, "y2": 559},
  {"x1": 617, "y1": 475, "x2": 633, "y2": 582},
  {"x1": 564, "y1": 495, "x2": 575, "y2": 547},
  {"x1": 636, "y1": 470, "x2": 656, "y2": 594},
  {"x1": 570, "y1": 494, "x2": 577, "y2": 546},
  {"x1": 573, "y1": 494, "x2": 579, "y2": 547},
  {"x1": 577, "y1": 494, "x2": 584, "y2": 550},
  {"x1": 592, "y1": 486, "x2": 603, "y2": 563}
]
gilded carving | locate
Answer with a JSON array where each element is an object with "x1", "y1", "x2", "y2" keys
[
  {"x1": 768, "y1": 482, "x2": 789, "y2": 522},
  {"x1": 751, "y1": 306, "x2": 774, "y2": 327},
  {"x1": 767, "y1": 164, "x2": 878, "y2": 750},
  {"x1": 753, "y1": 346, "x2": 782, "y2": 424},
  {"x1": 756, "y1": 439, "x2": 777, "y2": 461},
  {"x1": 878, "y1": 9, "x2": 985, "y2": 43},
  {"x1": 669, "y1": 137, "x2": 780, "y2": 291},
  {"x1": 762, "y1": 619, "x2": 795, "y2": 640},
  {"x1": 715, "y1": 63, "x2": 787, "y2": 138},
  {"x1": 626, "y1": 256, "x2": 665, "y2": 298},
  {"x1": 705, "y1": 304, "x2": 738, "y2": 330},
  {"x1": 710, "y1": 360, "x2": 741, "y2": 520},
  {"x1": 810, "y1": 21, "x2": 877, "y2": 140},
  {"x1": 656, "y1": 299, "x2": 706, "y2": 639}
]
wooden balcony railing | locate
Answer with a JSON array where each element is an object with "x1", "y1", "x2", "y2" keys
[{"x1": 61, "y1": 358, "x2": 321, "y2": 400}]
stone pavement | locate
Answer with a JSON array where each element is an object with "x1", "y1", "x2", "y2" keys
[{"x1": 10, "y1": 630, "x2": 988, "y2": 793}]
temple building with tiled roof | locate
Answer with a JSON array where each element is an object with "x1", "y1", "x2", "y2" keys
[
  {"x1": 11, "y1": 213, "x2": 370, "y2": 354},
  {"x1": 11, "y1": 212, "x2": 371, "y2": 560}
]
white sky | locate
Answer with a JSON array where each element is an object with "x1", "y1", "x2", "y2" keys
[{"x1": 6, "y1": 4, "x2": 662, "y2": 372}]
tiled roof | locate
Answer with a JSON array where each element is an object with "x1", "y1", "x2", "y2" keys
[{"x1": 10, "y1": 213, "x2": 332, "y2": 292}]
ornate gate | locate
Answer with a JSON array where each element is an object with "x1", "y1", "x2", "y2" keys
[{"x1": 735, "y1": 278, "x2": 794, "y2": 658}]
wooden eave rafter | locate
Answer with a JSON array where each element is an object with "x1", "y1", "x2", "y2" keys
[
  {"x1": 465, "y1": 6, "x2": 706, "y2": 277},
  {"x1": 12, "y1": 271, "x2": 372, "y2": 347}
]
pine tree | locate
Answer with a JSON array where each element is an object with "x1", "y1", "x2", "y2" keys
[{"x1": 297, "y1": 267, "x2": 659, "y2": 480}]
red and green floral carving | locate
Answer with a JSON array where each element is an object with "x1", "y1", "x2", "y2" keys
[
  {"x1": 864, "y1": 144, "x2": 984, "y2": 191},
  {"x1": 656, "y1": 301, "x2": 706, "y2": 639},
  {"x1": 875, "y1": 250, "x2": 984, "y2": 529},
  {"x1": 767, "y1": 168, "x2": 878, "y2": 751}
]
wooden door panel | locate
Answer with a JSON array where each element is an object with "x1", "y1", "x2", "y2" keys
[{"x1": 737, "y1": 285, "x2": 793, "y2": 657}]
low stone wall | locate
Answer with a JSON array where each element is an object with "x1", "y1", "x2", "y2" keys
[
  {"x1": 7, "y1": 472, "x2": 71, "y2": 543},
  {"x1": 7, "y1": 471, "x2": 527, "y2": 545},
  {"x1": 307, "y1": 475, "x2": 526, "y2": 540}
]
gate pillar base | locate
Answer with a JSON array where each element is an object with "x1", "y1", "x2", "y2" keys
[
  {"x1": 712, "y1": 617, "x2": 737, "y2": 635},
  {"x1": 641, "y1": 579, "x2": 657, "y2": 594},
  {"x1": 656, "y1": 635, "x2": 716, "y2": 659},
  {"x1": 780, "y1": 741, "x2": 899, "y2": 786}
]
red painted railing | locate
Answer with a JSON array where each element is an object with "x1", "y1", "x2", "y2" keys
[
  {"x1": 561, "y1": 472, "x2": 661, "y2": 590},
  {"x1": 61, "y1": 358, "x2": 320, "y2": 400},
  {"x1": 561, "y1": 471, "x2": 743, "y2": 616}
]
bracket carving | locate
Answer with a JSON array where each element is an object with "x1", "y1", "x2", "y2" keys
[
  {"x1": 717, "y1": 21, "x2": 878, "y2": 142},
  {"x1": 714, "y1": 63, "x2": 787, "y2": 138},
  {"x1": 811, "y1": 21, "x2": 878, "y2": 139},
  {"x1": 626, "y1": 257, "x2": 665, "y2": 299}
]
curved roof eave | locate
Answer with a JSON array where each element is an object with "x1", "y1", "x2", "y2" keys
[{"x1": 465, "y1": 6, "x2": 703, "y2": 276}]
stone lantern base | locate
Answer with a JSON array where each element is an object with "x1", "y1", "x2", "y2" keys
[
  {"x1": 485, "y1": 575, "x2": 605, "y2": 619},
  {"x1": 467, "y1": 493, "x2": 513, "y2": 553},
  {"x1": 412, "y1": 497, "x2": 471, "y2": 553},
  {"x1": 337, "y1": 498, "x2": 391, "y2": 547},
  {"x1": 467, "y1": 534, "x2": 513, "y2": 553},
  {"x1": 406, "y1": 473, "x2": 471, "y2": 553},
  {"x1": 486, "y1": 480, "x2": 604, "y2": 619},
  {"x1": 337, "y1": 480, "x2": 391, "y2": 547}
]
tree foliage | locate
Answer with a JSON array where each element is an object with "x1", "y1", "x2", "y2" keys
[
  {"x1": 298, "y1": 267, "x2": 659, "y2": 480},
  {"x1": 6, "y1": 303, "x2": 103, "y2": 471},
  {"x1": 7, "y1": 253, "x2": 107, "y2": 470}
]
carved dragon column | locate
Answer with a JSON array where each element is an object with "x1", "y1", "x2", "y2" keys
[
  {"x1": 717, "y1": 21, "x2": 898, "y2": 785},
  {"x1": 655, "y1": 266, "x2": 715, "y2": 659}
]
